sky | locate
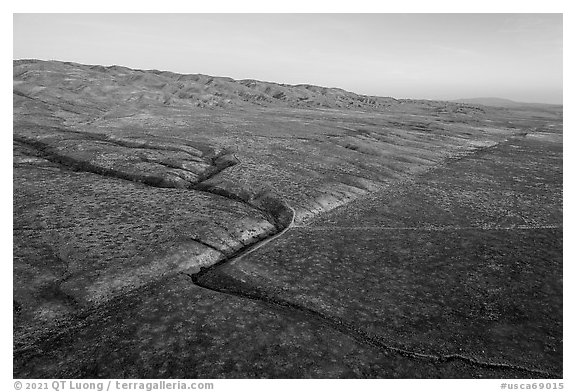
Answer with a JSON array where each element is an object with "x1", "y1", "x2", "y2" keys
[{"x1": 13, "y1": 13, "x2": 563, "y2": 104}]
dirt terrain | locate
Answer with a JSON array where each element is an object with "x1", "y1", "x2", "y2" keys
[{"x1": 13, "y1": 60, "x2": 562, "y2": 378}]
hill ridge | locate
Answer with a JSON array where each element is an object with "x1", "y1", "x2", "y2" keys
[{"x1": 13, "y1": 59, "x2": 434, "y2": 111}]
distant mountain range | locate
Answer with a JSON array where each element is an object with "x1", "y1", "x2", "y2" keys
[
  {"x1": 13, "y1": 59, "x2": 492, "y2": 117},
  {"x1": 13, "y1": 59, "x2": 402, "y2": 112},
  {"x1": 452, "y1": 97, "x2": 561, "y2": 108}
]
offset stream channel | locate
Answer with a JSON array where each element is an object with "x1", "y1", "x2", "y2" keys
[
  {"x1": 188, "y1": 134, "x2": 561, "y2": 379},
  {"x1": 14, "y1": 130, "x2": 562, "y2": 378}
]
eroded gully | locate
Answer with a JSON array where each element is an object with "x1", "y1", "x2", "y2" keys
[{"x1": 186, "y1": 144, "x2": 560, "y2": 379}]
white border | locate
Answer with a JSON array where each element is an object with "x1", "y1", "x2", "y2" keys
[{"x1": 3, "y1": 2, "x2": 571, "y2": 390}]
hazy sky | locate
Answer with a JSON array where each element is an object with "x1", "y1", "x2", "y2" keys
[{"x1": 13, "y1": 13, "x2": 563, "y2": 103}]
